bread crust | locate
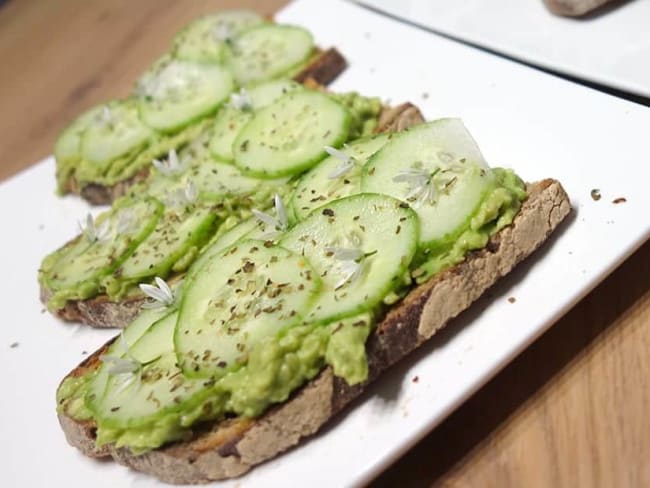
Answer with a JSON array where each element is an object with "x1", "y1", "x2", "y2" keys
[
  {"x1": 544, "y1": 0, "x2": 615, "y2": 16},
  {"x1": 57, "y1": 179, "x2": 571, "y2": 483},
  {"x1": 43, "y1": 103, "x2": 426, "y2": 329},
  {"x1": 61, "y1": 47, "x2": 349, "y2": 205}
]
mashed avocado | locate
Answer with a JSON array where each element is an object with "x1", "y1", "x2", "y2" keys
[
  {"x1": 329, "y1": 91, "x2": 383, "y2": 138},
  {"x1": 56, "y1": 118, "x2": 211, "y2": 193},
  {"x1": 59, "y1": 317, "x2": 371, "y2": 453},
  {"x1": 412, "y1": 168, "x2": 526, "y2": 282},
  {"x1": 55, "y1": 164, "x2": 525, "y2": 454}
]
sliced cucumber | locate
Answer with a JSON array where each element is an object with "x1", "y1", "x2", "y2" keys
[
  {"x1": 137, "y1": 58, "x2": 234, "y2": 133},
  {"x1": 233, "y1": 90, "x2": 351, "y2": 178},
  {"x1": 208, "y1": 107, "x2": 253, "y2": 162},
  {"x1": 290, "y1": 134, "x2": 391, "y2": 221},
  {"x1": 228, "y1": 24, "x2": 314, "y2": 85},
  {"x1": 281, "y1": 194, "x2": 418, "y2": 323},
  {"x1": 85, "y1": 307, "x2": 171, "y2": 411},
  {"x1": 187, "y1": 217, "x2": 258, "y2": 281},
  {"x1": 54, "y1": 104, "x2": 107, "y2": 188},
  {"x1": 175, "y1": 240, "x2": 321, "y2": 377},
  {"x1": 247, "y1": 79, "x2": 301, "y2": 107},
  {"x1": 208, "y1": 80, "x2": 302, "y2": 161},
  {"x1": 80, "y1": 100, "x2": 155, "y2": 166},
  {"x1": 88, "y1": 311, "x2": 215, "y2": 444},
  {"x1": 181, "y1": 157, "x2": 262, "y2": 200},
  {"x1": 362, "y1": 119, "x2": 496, "y2": 249},
  {"x1": 111, "y1": 205, "x2": 217, "y2": 284},
  {"x1": 46, "y1": 199, "x2": 163, "y2": 292},
  {"x1": 173, "y1": 11, "x2": 264, "y2": 63}
]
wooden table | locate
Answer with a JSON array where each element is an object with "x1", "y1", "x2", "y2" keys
[{"x1": 1, "y1": 1, "x2": 648, "y2": 486}]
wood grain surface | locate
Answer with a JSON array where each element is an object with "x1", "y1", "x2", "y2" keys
[{"x1": 1, "y1": 1, "x2": 648, "y2": 487}]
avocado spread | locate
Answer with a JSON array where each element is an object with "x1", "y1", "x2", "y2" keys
[
  {"x1": 55, "y1": 166, "x2": 523, "y2": 454},
  {"x1": 57, "y1": 316, "x2": 371, "y2": 452},
  {"x1": 56, "y1": 117, "x2": 211, "y2": 193},
  {"x1": 411, "y1": 168, "x2": 526, "y2": 283}
]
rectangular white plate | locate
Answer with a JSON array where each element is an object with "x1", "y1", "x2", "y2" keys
[
  {"x1": 360, "y1": 0, "x2": 650, "y2": 99},
  {"x1": 1, "y1": 1, "x2": 649, "y2": 487}
]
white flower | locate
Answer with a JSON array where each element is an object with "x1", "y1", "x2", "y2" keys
[
  {"x1": 393, "y1": 168, "x2": 437, "y2": 207},
  {"x1": 228, "y1": 87, "x2": 253, "y2": 111},
  {"x1": 163, "y1": 180, "x2": 199, "y2": 208},
  {"x1": 100, "y1": 332, "x2": 149, "y2": 394},
  {"x1": 152, "y1": 149, "x2": 184, "y2": 176},
  {"x1": 139, "y1": 276, "x2": 175, "y2": 309},
  {"x1": 78, "y1": 213, "x2": 111, "y2": 244},
  {"x1": 325, "y1": 246, "x2": 365, "y2": 290},
  {"x1": 116, "y1": 208, "x2": 136, "y2": 235},
  {"x1": 324, "y1": 146, "x2": 355, "y2": 179},
  {"x1": 98, "y1": 105, "x2": 114, "y2": 127},
  {"x1": 213, "y1": 22, "x2": 233, "y2": 42},
  {"x1": 252, "y1": 194, "x2": 288, "y2": 240}
]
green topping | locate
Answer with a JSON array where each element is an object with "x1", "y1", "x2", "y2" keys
[{"x1": 54, "y1": 117, "x2": 528, "y2": 456}]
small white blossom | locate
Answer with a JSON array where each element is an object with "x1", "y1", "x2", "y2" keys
[
  {"x1": 163, "y1": 180, "x2": 199, "y2": 208},
  {"x1": 98, "y1": 105, "x2": 114, "y2": 126},
  {"x1": 228, "y1": 87, "x2": 253, "y2": 111},
  {"x1": 116, "y1": 208, "x2": 136, "y2": 235},
  {"x1": 324, "y1": 146, "x2": 356, "y2": 179},
  {"x1": 393, "y1": 168, "x2": 436, "y2": 207},
  {"x1": 325, "y1": 246, "x2": 366, "y2": 290},
  {"x1": 140, "y1": 276, "x2": 175, "y2": 309},
  {"x1": 100, "y1": 332, "x2": 147, "y2": 393},
  {"x1": 152, "y1": 149, "x2": 184, "y2": 176},
  {"x1": 212, "y1": 22, "x2": 233, "y2": 42},
  {"x1": 79, "y1": 213, "x2": 111, "y2": 244},
  {"x1": 252, "y1": 194, "x2": 288, "y2": 240}
]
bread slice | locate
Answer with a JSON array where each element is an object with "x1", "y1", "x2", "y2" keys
[
  {"x1": 544, "y1": 0, "x2": 616, "y2": 16},
  {"x1": 62, "y1": 47, "x2": 348, "y2": 205},
  {"x1": 42, "y1": 102, "x2": 425, "y2": 329},
  {"x1": 58, "y1": 178, "x2": 571, "y2": 483}
]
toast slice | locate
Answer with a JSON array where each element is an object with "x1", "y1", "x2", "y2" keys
[
  {"x1": 544, "y1": 0, "x2": 617, "y2": 16},
  {"x1": 61, "y1": 47, "x2": 348, "y2": 205},
  {"x1": 41, "y1": 102, "x2": 425, "y2": 329},
  {"x1": 58, "y1": 178, "x2": 571, "y2": 483}
]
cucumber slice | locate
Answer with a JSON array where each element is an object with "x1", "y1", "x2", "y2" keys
[
  {"x1": 187, "y1": 217, "x2": 260, "y2": 282},
  {"x1": 85, "y1": 307, "x2": 171, "y2": 410},
  {"x1": 175, "y1": 240, "x2": 321, "y2": 377},
  {"x1": 362, "y1": 119, "x2": 496, "y2": 249},
  {"x1": 290, "y1": 134, "x2": 391, "y2": 221},
  {"x1": 46, "y1": 199, "x2": 163, "y2": 292},
  {"x1": 208, "y1": 80, "x2": 301, "y2": 161},
  {"x1": 228, "y1": 24, "x2": 314, "y2": 85},
  {"x1": 208, "y1": 107, "x2": 253, "y2": 162},
  {"x1": 173, "y1": 11, "x2": 264, "y2": 63},
  {"x1": 80, "y1": 100, "x2": 155, "y2": 166},
  {"x1": 55, "y1": 105, "x2": 103, "y2": 164},
  {"x1": 247, "y1": 79, "x2": 301, "y2": 107},
  {"x1": 112, "y1": 205, "x2": 217, "y2": 284},
  {"x1": 88, "y1": 311, "x2": 215, "y2": 441},
  {"x1": 137, "y1": 58, "x2": 234, "y2": 133},
  {"x1": 281, "y1": 194, "x2": 418, "y2": 323},
  {"x1": 233, "y1": 90, "x2": 351, "y2": 178},
  {"x1": 181, "y1": 157, "x2": 263, "y2": 200}
]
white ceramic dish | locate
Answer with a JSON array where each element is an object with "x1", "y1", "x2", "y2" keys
[
  {"x1": 1, "y1": 1, "x2": 649, "y2": 486},
  {"x1": 359, "y1": 0, "x2": 650, "y2": 99}
]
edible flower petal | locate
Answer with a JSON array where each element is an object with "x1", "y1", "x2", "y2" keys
[
  {"x1": 252, "y1": 194, "x2": 288, "y2": 240},
  {"x1": 324, "y1": 145, "x2": 355, "y2": 179},
  {"x1": 79, "y1": 213, "x2": 111, "y2": 244},
  {"x1": 140, "y1": 276, "x2": 175, "y2": 309}
]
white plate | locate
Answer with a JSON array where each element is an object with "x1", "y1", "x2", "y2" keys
[
  {"x1": 1, "y1": 1, "x2": 649, "y2": 487},
  {"x1": 359, "y1": 0, "x2": 650, "y2": 99}
]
